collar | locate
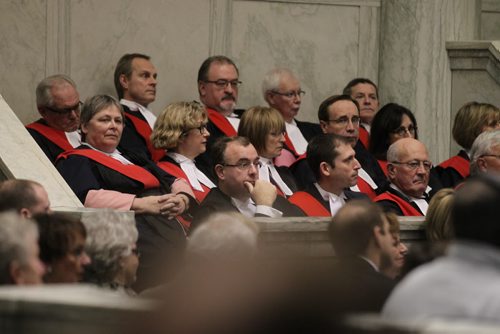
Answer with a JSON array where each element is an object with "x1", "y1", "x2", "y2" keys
[
  {"x1": 314, "y1": 183, "x2": 345, "y2": 201},
  {"x1": 168, "y1": 152, "x2": 192, "y2": 164},
  {"x1": 120, "y1": 99, "x2": 157, "y2": 129},
  {"x1": 82, "y1": 143, "x2": 132, "y2": 165},
  {"x1": 389, "y1": 183, "x2": 430, "y2": 201},
  {"x1": 359, "y1": 255, "x2": 379, "y2": 272}
]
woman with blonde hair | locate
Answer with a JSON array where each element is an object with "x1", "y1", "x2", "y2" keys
[{"x1": 426, "y1": 188, "x2": 455, "y2": 242}]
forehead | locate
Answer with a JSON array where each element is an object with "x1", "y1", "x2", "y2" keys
[
  {"x1": 207, "y1": 62, "x2": 238, "y2": 79},
  {"x1": 398, "y1": 141, "x2": 429, "y2": 160},
  {"x1": 93, "y1": 105, "x2": 123, "y2": 119},
  {"x1": 328, "y1": 100, "x2": 359, "y2": 118},
  {"x1": 334, "y1": 142, "x2": 355, "y2": 160},
  {"x1": 51, "y1": 83, "x2": 79, "y2": 102},
  {"x1": 224, "y1": 142, "x2": 257, "y2": 161},
  {"x1": 279, "y1": 73, "x2": 300, "y2": 90},
  {"x1": 131, "y1": 58, "x2": 156, "y2": 72},
  {"x1": 32, "y1": 184, "x2": 49, "y2": 203},
  {"x1": 351, "y1": 83, "x2": 377, "y2": 96}
]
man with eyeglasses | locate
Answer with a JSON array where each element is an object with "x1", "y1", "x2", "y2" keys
[
  {"x1": 26, "y1": 74, "x2": 83, "y2": 164},
  {"x1": 114, "y1": 53, "x2": 165, "y2": 161},
  {"x1": 374, "y1": 138, "x2": 432, "y2": 216},
  {"x1": 191, "y1": 137, "x2": 304, "y2": 229},
  {"x1": 470, "y1": 129, "x2": 500, "y2": 176},
  {"x1": 262, "y1": 68, "x2": 321, "y2": 163}
]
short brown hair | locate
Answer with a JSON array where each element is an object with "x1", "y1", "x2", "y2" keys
[
  {"x1": 238, "y1": 106, "x2": 285, "y2": 154},
  {"x1": 452, "y1": 102, "x2": 499, "y2": 150}
]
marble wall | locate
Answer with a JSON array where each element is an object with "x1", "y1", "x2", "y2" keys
[{"x1": 482, "y1": 0, "x2": 500, "y2": 40}]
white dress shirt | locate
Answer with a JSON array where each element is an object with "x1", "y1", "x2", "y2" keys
[
  {"x1": 120, "y1": 99, "x2": 157, "y2": 129},
  {"x1": 258, "y1": 157, "x2": 293, "y2": 196},
  {"x1": 314, "y1": 183, "x2": 346, "y2": 216},
  {"x1": 167, "y1": 152, "x2": 215, "y2": 191},
  {"x1": 231, "y1": 197, "x2": 282, "y2": 218},
  {"x1": 285, "y1": 120, "x2": 308, "y2": 155},
  {"x1": 65, "y1": 131, "x2": 82, "y2": 148},
  {"x1": 82, "y1": 143, "x2": 132, "y2": 165}
]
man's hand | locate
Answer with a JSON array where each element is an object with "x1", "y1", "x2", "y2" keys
[{"x1": 244, "y1": 179, "x2": 277, "y2": 207}]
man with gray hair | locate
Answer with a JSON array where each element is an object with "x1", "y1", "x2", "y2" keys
[
  {"x1": 0, "y1": 179, "x2": 51, "y2": 218},
  {"x1": 470, "y1": 129, "x2": 500, "y2": 176},
  {"x1": 262, "y1": 68, "x2": 320, "y2": 159},
  {"x1": 0, "y1": 212, "x2": 45, "y2": 285},
  {"x1": 26, "y1": 74, "x2": 82, "y2": 164}
]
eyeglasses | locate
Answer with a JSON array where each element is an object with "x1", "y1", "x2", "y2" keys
[
  {"x1": 326, "y1": 116, "x2": 361, "y2": 127},
  {"x1": 183, "y1": 123, "x2": 208, "y2": 135},
  {"x1": 43, "y1": 101, "x2": 83, "y2": 114},
  {"x1": 204, "y1": 79, "x2": 242, "y2": 89},
  {"x1": 391, "y1": 160, "x2": 432, "y2": 171},
  {"x1": 222, "y1": 160, "x2": 262, "y2": 170},
  {"x1": 392, "y1": 125, "x2": 417, "y2": 136},
  {"x1": 271, "y1": 90, "x2": 306, "y2": 99},
  {"x1": 269, "y1": 131, "x2": 286, "y2": 137},
  {"x1": 131, "y1": 248, "x2": 141, "y2": 258}
]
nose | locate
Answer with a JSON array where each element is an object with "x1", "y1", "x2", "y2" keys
[
  {"x1": 346, "y1": 119, "x2": 355, "y2": 131},
  {"x1": 248, "y1": 163, "x2": 258, "y2": 175},
  {"x1": 224, "y1": 82, "x2": 234, "y2": 94},
  {"x1": 402, "y1": 129, "x2": 411, "y2": 138},
  {"x1": 81, "y1": 251, "x2": 91, "y2": 265},
  {"x1": 353, "y1": 158, "x2": 361, "y2": 170}
]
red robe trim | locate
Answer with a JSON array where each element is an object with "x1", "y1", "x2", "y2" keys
[
  {"x1": 359, "y1": 126, "x2": 370, "y2": 149},
  {"x1": 438, "y1": 155, "x2": 470, "y2": 179},
  {"x1": 26, "y1": 122, "x2": 74, "y2": 150},
  {"x1": 356, "y1": 177, "x2": 378, "y2": 200},
  {"x1": 374, "y1": 192, "x2": 423, "y2": 216},
  {"x1": 288, "y1": 191, "x2": 331, "y2": 217},
  {"x1": 206, "y1": 108, "x2": 237, "y2": 137},
  {"x1": 377, "y1": 159, "x2": 388, "y2": 177},
  {"x1": 58, "y1": 149, "x2": 160, "y2": 189},
  {"x1": 283, "y1": 132, "x2": 301, "y2": 157},
  {"x1": 157, "y1": 161, "x2": 210, "y2": 203},
  {"x1": 124, "y1": 113, "x2": 165, "y2": 162}
]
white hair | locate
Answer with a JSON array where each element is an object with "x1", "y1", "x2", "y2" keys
[
  {"x1": 470, "y1": 129, "x2": 500, "y2": 176},
  {"x1": 261, "y1": 68, "x2": 297, "y2": 102}
]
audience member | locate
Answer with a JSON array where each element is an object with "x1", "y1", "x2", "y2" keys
[
  {"x1": 238, "y1": 106, "x2": 298, "y2": 196},
  {"x1": 0, "y1": 179, "x2": 51, "y2": 218},
  {"x1": 82, "y1": 210, "x2": 139, "y2": 295},
  {"x1": 435, "y1": 102, "x2": 499, "y2": 187},
  {"x1": 262, "y1": 68, "x2": 320, "y2": 161},
  {"x1": 425, "y1": 188, "x2": 454, "y2": 242},
  {"x1": 288, "y1": 134, "x2": 366, "y2": 216},
  {"x1": 0, "y1": 212, "x2": 45, "y2": 285},
  {"x1": 151, "y1": 101, "x2": 216, "y2": 203},
  {"x1": 191, "y1": 136, "x2": 304, "y2": 229},
  {"x1": 26, "y1": 74, "x2": 82, "y2": 164},
  {"x1": 380, "y1": 212, "x2": 408, "y2": 280},
  {"x1": 470, "y1": 129, "x2": 500, "y2": 176},
  {"x1": 383, "y1": 175, "x2": 500, "y2": 324},
  {"x1": 34, "y1": 213, "x2": 91, "y2": 283},
  {"x1": 343, "y1": 78, "x2": 380, "y2": 147},
  {"x1": 374, "y1": 138, "x2": 433, "y2": 216},
  {"x1": 114, "y1": 53, "x2": 164, "y2": 161}
]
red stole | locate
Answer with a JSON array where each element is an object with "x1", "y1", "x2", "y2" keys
[
  {"x1": 58, "y1": 149, "x2": 160, "y2": 189},
  {"x1": 438, "y1": 155, "x2": 470, "y2": 179},
  {"x1": 356, "y1": 177, "x2": 378, "y2": 200},
  {"x1": 206, "y1": 108, "x2": 237, "y2": 136},
  {"x1": 288, "y1": 191, "x2": 331, "y2": 217},
  {"x1": 377, "y1": 159, "x2": 388, "y2": 176},
  {"x1": 124, "y1": 112, "x2": 165, "y2": 162},
  {"x1": 283, "y1": 132, "x2": 301, "y2": 157},
  {"x1": 157, "y1": 161, "x2": 211, "y2": 203},
  {"x1": 359, "y1": 126, "x2": 370, "y2": 149},
  {"x1": 26, "y1": 122, "x2": 74, "y2": 150},
  {"x1": 374, "y1": 192, "x2": 423, "y2": 216}
]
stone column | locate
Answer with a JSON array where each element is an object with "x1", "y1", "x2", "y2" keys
[{"x1": 378, "y1": 0, "x2": 480, "y2": 163}]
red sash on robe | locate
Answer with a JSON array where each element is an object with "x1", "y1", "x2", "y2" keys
[
  {"x1": 58, "y1": 149, "x2": 160, "y2": 189},
  {"x1": 157, "y1": 161, "x2": 211, "y2": 203},
  {"x1": 124, "y1": 113, "x2": 165, "y2": 162},
  {"x1": 377, "y1": 159, "x2": 388, "y2": 176},
  {"x1": 356, "y1": 177, "x2": 378, "y2": 200},
  {"x1": 438, "y1": 155, "x2": 470, "y2": 179},
  {"x1": 26, "y1": 122, "x2": 74, "y2": 150},
  {"x1": 359, "y1": 126, "x2": 370, "y2": 149},
  {"x1": 288, "y1": 191, "x2": 331, "y2": 217},
  {"x1": 206, "y1": 108, "x2": 237, "y2": 137},
  {"x1": 374, "y1": 192, "x2": 423, "y2": 216},
  {"x1": 283, "y1": 132, "x2": 301, "y2": 158}
]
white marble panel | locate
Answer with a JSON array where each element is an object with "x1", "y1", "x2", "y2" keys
[
  {"x1": 230, "y1": 1, "x2": 364, "y2": 123},
  {"x1": 481, "y1": 12, "x2": 500, "y2": 40}
]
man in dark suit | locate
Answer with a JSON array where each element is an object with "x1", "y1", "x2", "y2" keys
[
  {"x1": 192, "y1": 136, "x2": 304, "y2": 229},
  {"x1": 114, "y1": 53, "x2": 164, "y2": 161},
  {"x1": 323, "y1": 199, "x2": 396, "y2": 314},
  {"x1": 288, "y1": 134, "x2": 366, "y2": 216}
]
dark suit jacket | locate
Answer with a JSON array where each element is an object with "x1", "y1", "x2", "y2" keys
[
  {"x1": 295, "y1": 119, "x2": 322, "y2": 142},
  {"x1": 354, "y1": 141, "x2": 388, "y2": 191},
  {"x1": 375, "y1": 185, "x2": 427, "y2": 216},
  {"x1": 433, "y1": 150, "x2": 469, "y2": 188},
  {"x1": 270, "y1": 164, "x2": 299, "y2": 194},
  {"x1": 118, "y1": 104, "x2": 154, "y2": 160},
  {"x1": 305, "y1": 184, "x2": 369, "y2": 211},
  {"x1": 26, "y1": 119, "x2": 69, "y2": 164},
  {"x1": 191, "y1": 187, "x2": 305, "y2": 229}
]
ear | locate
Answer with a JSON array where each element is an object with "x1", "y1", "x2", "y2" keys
[
  {"x1": 477, "y1": 157, "x2": 488, "y2": 173},
  {"x1": 214, "y1": 164, "x2": 225, "y2": 180},
  {"x1": 372, "y1": 225, "x2": 384, "y2": 248},
  {"x1": 319, "y1": 161, "x2": 331, "y2": 177},
  {"x1": 319, "y1": 121, "x2": 328, "y2": 134},
  {"x1": 81, "y1": 122, "x2": 89, "y2": 135},
  {"x1": 119, "y1": 74, "x2": 129, "y2": 91},
  {"x1": 9, "y1": 261, "x2": 23, "y2": 285},
  {"x1": 19, "y1": 208, "x2": 31, "y2": 218},
  {"x1": 265, "y1": 91, "x2": 276, "y2": 105},
  {"x1": 198, "y1": 81, "x2": 207, "y2": 97},
  {"x1": 387, "y1": 163, "x2": 396, "y2": 178}
]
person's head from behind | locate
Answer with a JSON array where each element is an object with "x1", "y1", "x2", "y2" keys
[
  {"x1": 343, "y1": 78, "x2": 379, "y2": 125},
  {"x1": 0, "y1": 212, "x2": 45, "y2": 285},
  {"x1": 426, "y1": 188, "x2": 455, "y2": 242},
  {"x1": 452, "y1": 101, "x2": 499, "y2": 151},
  {"x1": 262, "y1": 68, "x2": 304, "y2": 123},
  {"x1": 306, "y1": 133, "x2": 361, "y2": 195},
  {"x1": 197, "y1": 55, "x2": 240, "y2": 115},
  {"x1": 369, "y1": 103, "x2": 418, "y2": 160},
  {"x1": 151, "y1": 101, "x2": 209, "y2": 159},
  {"x1": 34, "y1": 213, "x2": 90, "y2": 283},
  {"x1": 470, "y1": 129, "x2": 500, "y2": 176},
  {"x1": 238, "y1": 106, "x2": 286, "y2": 159},
  {"x1": 452, "y1": 175, "x2": 500, "y2": 247},
  {"x1": 36, "y1": 74, "x2": 81, "y2": 132},
  {"x1": 0, "y1": 179, "x2": 51, "y2": 218},
  {"x1": 114, "y1": 53, "x2": 157, "y2": 107},
  {"x1": 318, "y1": 94, "x2": 360, "y2": 147},
  {"x1": 82, "y1": 210, "x2": 139, "y2": 288},
  {"x1": 386, "y1": 138, "x2": 431, "y2": 198},
  {"x1": 328, "y1": 200, "x2": 394, "y2": 268},
  {"x1": 380, "y1": 212, "x2": 408, "y2": 279}
]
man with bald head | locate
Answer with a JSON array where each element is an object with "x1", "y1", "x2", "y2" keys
[
  {"x1": 26, "y1": 75, "x2": 82, "y2": 164},
  {"x1": 374, "y1": 138, "x2": 432, "y2": 216},
  {"x1": 0, "y1": 179, "x2": 51, "y2": 218}
]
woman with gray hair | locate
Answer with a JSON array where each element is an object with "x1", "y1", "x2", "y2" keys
[{"x1": 82, "y1": 210, "x2": 139, "y2": 294}]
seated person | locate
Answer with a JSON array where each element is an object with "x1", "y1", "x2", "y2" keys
[
  {"x1": 34, "y1": 213, "x2": 91, "y2": 283},
  {"x1": 374, "y1": 138, "x2": 433, "y2": 216},
  {"x1": 191, "y1": 136, "x2": 304, "y2": 229},
  {"x1": 82, "y1": 210, "x2": 139, "y2": 295},
  {"x1": 26, "y1": 75, "x2": 82, "y2": 164},
  {"x1": 288, "y1": 133, "x2": 366, "y2": 216},
  {"x1": 238, "y1": 106, "x2": 298, "y2": 197},
  {"x1": 56, "y1": 94, "x2": 194, "y2": 291},
  {"x1": 380, "y1": 212, "x2": 408, "y2": 280},
  {"x1": 0, "y1": 212, "x2": 45, "y2": 285},
  {"x1": 0, "y1": 179, "x2": 51, "y2": 218},
  {"x1": 151, "y1": 101, "x2": 216, "y2": 203},
  {"x1": 435, "y1": 101, "x2": 499, "y2": 187},
  {"x1": 470, "y1": 129, "x2": 500, "y2": 176},
  {"x1": 425, "y1": 188, "x2": 455, "y2": 243}
]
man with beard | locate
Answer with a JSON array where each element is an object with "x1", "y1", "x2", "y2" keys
[
  {"x1": 196, "y1": 56, "x2": 242, "y2": 179},
  {"x1": 288, "y1": 134, "x2": 366, "y2": 216},
  {"x1": 374, "y1": 138, "x2": 432, "y2": 216}
]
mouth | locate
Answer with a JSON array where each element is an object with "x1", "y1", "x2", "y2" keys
[{"x1": 222, "y1": 95, "x2": 235, "y2": 102}]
